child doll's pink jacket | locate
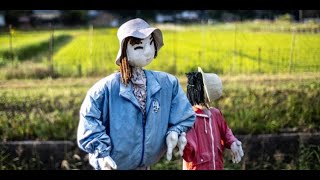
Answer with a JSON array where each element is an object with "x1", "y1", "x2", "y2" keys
[{"x1": 182, "y1": 107, "x2": 238, "y2": 170}]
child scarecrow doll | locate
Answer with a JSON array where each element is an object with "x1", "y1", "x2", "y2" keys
[{"x1": 182, "y1": 67, "x2": 244, "y2": 170}]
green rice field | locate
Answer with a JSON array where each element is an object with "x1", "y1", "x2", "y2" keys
[{"x1": 0, "y1": 21, "x2": 319, "y2": 78}]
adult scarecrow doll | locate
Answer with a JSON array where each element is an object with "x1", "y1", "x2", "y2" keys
[{"x1": 77, "y1": 18, "x2": 195, "y2": 170}]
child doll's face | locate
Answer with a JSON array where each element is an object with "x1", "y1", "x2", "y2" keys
[{"x1": 126, "y1": 34, "x2": 155, "y2": 67}]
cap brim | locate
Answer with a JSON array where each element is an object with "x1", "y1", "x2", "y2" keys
[
  {"x1": 135, "y1": 28, "x2": 157, "y2": 39},
  {"x1": 132, "y1": 28, "x2": 164, "y2": 51},
  {"x1": 115, "y1": 47, "x2": 122, "y2": 66},
  {"x1": 198, "y1": 67, "x2": 211, "y2": 102}
]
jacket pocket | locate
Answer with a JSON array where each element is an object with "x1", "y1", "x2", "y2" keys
[{"x1": 194, "y1": 152, "x2": 211, "y2": 165}]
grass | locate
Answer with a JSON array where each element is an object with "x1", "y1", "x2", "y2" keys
[
  {"x1": 1, "y1": 143, "x2": 318, "y2": 170},
  {"x1": 218, "y1": 74, "x2": 320, "y2": 134},
  {"x1": 0, "y1": 72, "x2": 319, "y2": 170},
  {"x1": 0, "y1": 78, "x2": 89, "y2": 141},
  {"x1": 0, "y1": 72, "x2": 319, "y2": 141},
  {"x1": 0, "y1": 33, "x2": 72, "y2": 79},
  {"x1": 298, "y1": 144, "x2": 320, "y2": 170}
]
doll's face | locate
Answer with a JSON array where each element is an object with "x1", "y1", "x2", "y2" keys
[{"x1": 126, "y1": 34, "x2": 155, "y2": 67}]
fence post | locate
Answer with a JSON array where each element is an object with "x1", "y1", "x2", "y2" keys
[
  {"x1": 8, "y1": 24, "x2": 13, "y2": 62},
  {"x1": 48, "y1": 23, "x2": 54, "y2": 77},
  {"x1": 89, "y1": 24, "x2": 93, "y2": 75},
  {"x1": 239, "y1": 49, "x2": 242, "y2": 73},
  {"x1": 258, "y1": 47, "x2": 261, "y2": 73},
  {"x1": 78, "y1": 64, "x2": 82, "y2": 77},
  {"x1": 172, "y1": 24, "x2": 177, "y2": 75},
  {"x1": 277, "y1": 48, "x2": 280, "y2": 72},
  {"x1": 233, "y1": 22, "x2": 237, "y2": 74},
  {"x1": 201, "y1": 19, "x2": 206, "y2": 67},
  {"x1": 269, "y1": 48, "x2": 273, "y2": 73},
  {"x1": 289, "y1": 28, "x2": 296, "y2": 73}
]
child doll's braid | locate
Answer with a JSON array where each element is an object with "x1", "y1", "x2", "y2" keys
[{"x1": 186, "y1": 72, "x2": 207, "y2": 108}]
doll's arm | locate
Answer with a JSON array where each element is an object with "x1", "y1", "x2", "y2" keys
[
  {"x1": 182, "y1": 128, "x2": 197, "y2": 162},
  {"x1": 77, "y1": 85, "x2": 115, "y2": 169},
  {"x1": 167, "y1": 76, "x2": 195, "y2": 136},
  {"x1": 215, "y1": 108, "x2": 244, "y2": 163},
  {"x1": 215, "y1": 109, "x2": 237, "y2": 148},
  {"x1": 166, "y1": 76, "x2": 196, "y2": 160}
]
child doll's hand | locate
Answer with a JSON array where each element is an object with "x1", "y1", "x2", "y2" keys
[
  {"x1": 230, "y1": 140, "x2": 244, "y2": 163},
  {"x1": 98, "y1": 156, "x2": 117, "y2": 170},
  {"x1": 166, "y1": 131, "x2": 178, "y2": 161},
  {"x1": 177, "y1": 132, "x2": 187, "y2": 157}
]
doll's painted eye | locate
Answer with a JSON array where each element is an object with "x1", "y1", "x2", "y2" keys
[{"x1": 134, "y1": 46, "x2": 143, "y2": 50}]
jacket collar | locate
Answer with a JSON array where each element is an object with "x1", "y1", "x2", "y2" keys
[
  {"x1": 196, "y1": 113, "x2": 209, "y2": 118},
  {"x1": 119, "y1": 79, "x2": 141, "y2": 109},
  {"x1": 119, "y1": 70, "x2": 161, "y2": 112},
  {"x1": 145, "y1": 70, "x2": 161, "y2": 96},
  {"x1": 195, "y1": 108, "x2": 211, "y2": 118}
]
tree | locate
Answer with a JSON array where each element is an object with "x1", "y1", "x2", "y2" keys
[
  {"x1": 60, "y1": 10, "x2": 89, "y2": 26},
  {"x1": 4, "y1": 10, "x2": 32, "y2": 27}
]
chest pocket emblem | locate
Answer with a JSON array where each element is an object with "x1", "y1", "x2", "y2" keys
[{"x1": 152, "y1": 99, "x2": 160, "y2": 113}]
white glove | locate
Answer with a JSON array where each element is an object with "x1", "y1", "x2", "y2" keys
[
  {"x1": 177, "y1": 132, "x2": 187, "y2": 157},
  {"x1": 166, "y1": 131, "x2": 178, "y2": 161},
  {"x1": 97, "y1": 156, "x2": 117, "y2": 170},
  {"x1": 230, "y1": 140, "x2": 244, "y2": 164}
]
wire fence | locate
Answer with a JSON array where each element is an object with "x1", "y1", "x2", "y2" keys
[{"x1": 0, "y1": 21, "x2": 319, "y2": 78}]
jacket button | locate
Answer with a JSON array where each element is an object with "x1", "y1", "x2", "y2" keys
[{"x1": 201, "y1": 159, "x2": 203, "y2": 162}]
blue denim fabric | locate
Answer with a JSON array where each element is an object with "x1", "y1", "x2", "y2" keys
[{"x1": 77, "y1": 70, "x2": 196, "y2": 170}]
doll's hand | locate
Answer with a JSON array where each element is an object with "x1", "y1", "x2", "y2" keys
[
  {"x1": 177, "y1": 132, "x2": 187, "y2": 157},
  {"x1": 98, "y1": 156, "x2": 117, "y2": 170},
  {"x1": 166, "y1": 131, "x2": 178, "y2": 161},
  {"x1": 230, "y1": 141, "x2": 244, "y2": 163}
]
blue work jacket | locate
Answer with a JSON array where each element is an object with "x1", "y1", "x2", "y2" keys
[{"x1": 77, "y1": 70, "x2": 196, "y2": 169}]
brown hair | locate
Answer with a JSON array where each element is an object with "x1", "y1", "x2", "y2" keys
[{"x1": 119, "y1": 33, "x2": 158, "y2": 86}]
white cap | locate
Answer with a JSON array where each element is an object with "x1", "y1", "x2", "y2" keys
[{"x1": 198, "y1": 67, "x2": 223, "y2": 102}]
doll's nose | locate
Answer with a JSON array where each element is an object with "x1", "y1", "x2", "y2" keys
[{"x1": 143, "y1": 44, "x2": 153, "y2": 57}]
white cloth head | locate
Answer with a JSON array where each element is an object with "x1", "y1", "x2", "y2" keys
[
  {"x1": 115, "y1": 18, "x2": 164, "y2": 66},
  {"x1": 126, "y1": 34, "x2": 155, "y2": 67}
]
